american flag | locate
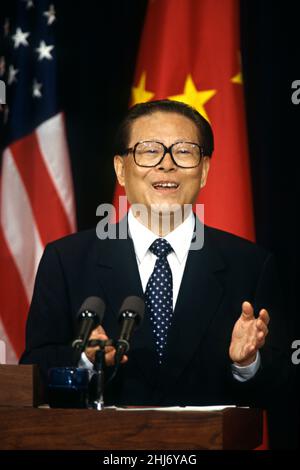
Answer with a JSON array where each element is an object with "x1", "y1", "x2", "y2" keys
[{"x1": 0, "y1": 0, "x2": 76, "y2": 363}]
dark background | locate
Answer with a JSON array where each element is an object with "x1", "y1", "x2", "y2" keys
[
  {"x1": 55, "y1": 0, "x2": 148, "y2": 229},
  {"x1": 2, "y1": 0, "x2": 300, "y2": 449},
  {"x1": 239, "y1": 1, "x2": 299, "y2": 449}
]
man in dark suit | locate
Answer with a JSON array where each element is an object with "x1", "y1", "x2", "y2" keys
[{"x1": 20, "y1": 100, "x2": 288, "y2": 407}]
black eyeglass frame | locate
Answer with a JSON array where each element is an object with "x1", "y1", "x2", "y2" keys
[{"x1": 123, "y1": 140, "x2": 204, "y2": 168}]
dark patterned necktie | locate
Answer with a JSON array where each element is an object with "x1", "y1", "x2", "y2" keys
[{"x1": 144, "y1": 238, "x2": 173, "y2": 364}]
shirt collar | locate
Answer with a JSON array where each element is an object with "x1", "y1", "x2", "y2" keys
[{"x1": 128, "y1": 208, "x2": 195, "y2": 264}]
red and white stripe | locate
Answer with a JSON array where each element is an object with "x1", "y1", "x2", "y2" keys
[{"x1": 0, "y1": 113, "x2": 76, "y2": 362}]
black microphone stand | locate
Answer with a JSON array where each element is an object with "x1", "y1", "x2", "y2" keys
[
  {"x1": 87, "y1": 339, "x2": 114, "y2": 410},
  {"x1": 91, "y1": 347, "x2": 105, "y2": 410}
]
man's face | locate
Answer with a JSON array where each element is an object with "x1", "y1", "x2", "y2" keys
[{"x1": 114, "y1": 111, "x2": 210, "y2": 217}]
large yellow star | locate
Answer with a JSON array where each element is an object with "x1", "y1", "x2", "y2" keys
[
  {"x1": 131, "y1": 72, "x2": 155, "y2": 106},
  {"x1": 168, "y1": 74, "x2": 216, "y2": 122}
]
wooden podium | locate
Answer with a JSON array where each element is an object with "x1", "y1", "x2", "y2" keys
[{"x1": 0, "y1": 365, "x2": 263, "y2": 450}]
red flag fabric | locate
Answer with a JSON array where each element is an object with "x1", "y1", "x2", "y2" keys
[{"x1": 113, "y1": 0, "x2": 268, "y2": 448}]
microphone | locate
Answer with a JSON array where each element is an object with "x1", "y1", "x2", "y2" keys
[
  {"x1": 115, "y1": 296, "x2": 145, "y2": 365},
  {"x1": 72, "y1": 296, "x2": 105, "y2": 352}
]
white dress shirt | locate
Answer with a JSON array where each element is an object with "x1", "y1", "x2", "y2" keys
[
  {"x1": 128, "y1": 208, "x2": 194, "y2": 310},
  {"x1": 80, "y1": 209, "x2": 261, "y2": 382}
]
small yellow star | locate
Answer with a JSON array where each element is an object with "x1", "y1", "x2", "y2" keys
[
  {"x1": 131, "y1": 71, "x2": 155, "y2": 106},
  {"x1": 231, "y1": 52, "x2": 243, "y2": 84},
  {"x1": 168, "y1": 74, "x2": 216, "y2": 122},
  {"x1": 231, "y1": 71, "x2": 243, "y2": 85}
]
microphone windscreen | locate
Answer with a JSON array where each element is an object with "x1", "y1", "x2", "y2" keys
[
  {"x1": 77, "y1": 296, "x2": 105, "y2": 324},
  {"x1": 118, "y1": 296, "x2": 145, "y2": 324}
]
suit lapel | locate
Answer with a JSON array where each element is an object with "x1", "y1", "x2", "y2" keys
[
  {"x1": 95, "y1": 227, "x2": 159, "y2": 386},
  {"x1": 158, "y1": 226, "x2": 226, "y2": 393},
  {"x1": 96, "y1": 236, "x2": 143, "y2": 316}
]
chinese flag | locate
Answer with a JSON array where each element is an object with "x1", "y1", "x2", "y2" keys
[
  {"x1": 114, "y1": 0, "x2": 254, "y2": 242},
  {"x1": 113, "y1": 0, "x2": 267, "y2": 448}
]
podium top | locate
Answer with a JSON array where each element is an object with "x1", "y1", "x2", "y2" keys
[{"x1": 0, "y1": 406, "x2": 262, "y2": 450}]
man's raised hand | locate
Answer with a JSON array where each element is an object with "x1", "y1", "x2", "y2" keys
[{"x1": 229, "y1": 301, "x2": 269, "y2": 366}]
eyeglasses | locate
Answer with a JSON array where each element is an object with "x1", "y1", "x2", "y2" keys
[{"x1": 124, "y1": 141, "x2": 204, "y2": 168}]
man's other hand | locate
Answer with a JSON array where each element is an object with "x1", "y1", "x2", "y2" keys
[{"x1": 85, "y1": 325, "x2": 128, "y2": 366}]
